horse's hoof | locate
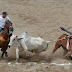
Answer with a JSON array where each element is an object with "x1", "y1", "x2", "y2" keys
[
  {"x1": 71, "y1": 57, "x2": 72, "y2": 60},
  {"x1": 0, "y1": 57, "x2": 2, "y2": 60},
  {"x1": 69, "y1": 56, "x2": 72, "y2": 60},
  {"x1": 5, "y1": 54, "x2": 8, "y2": 57},
  {"x1": 1, "y1": 49, "x2": 2, "y2": 51},
  {"x1": 5, "y1": 52, "x2": 8, "y2": 57},
  {"x1": 62, "y1": 56, "x2": 66, "y2": 59},
  {"x1": 5, "y1": 57, "x2": 9, "y2": 60},
  {"x1": 1, "y1": 57, "x2": 4, "y2": 59}
]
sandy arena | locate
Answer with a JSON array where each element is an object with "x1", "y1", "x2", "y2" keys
[{"x1": 0, "y1": 0, "x2": 72, "y2": 72}]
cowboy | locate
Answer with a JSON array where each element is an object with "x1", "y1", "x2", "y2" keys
[{"x1": 0, "y1": 12, "x2": 13, "y2": 37}]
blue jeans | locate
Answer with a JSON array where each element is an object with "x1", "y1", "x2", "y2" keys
[{"x1": 0, "y1": 27, "x2": 3, "y2": 31}]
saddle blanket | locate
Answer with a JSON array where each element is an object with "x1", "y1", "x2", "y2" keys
[
  {"x1": 66, "y1": 39, "x2": 69, "y2": 50},
  {"x1": 0, "y1": 36, "x2": 5, "y2": 41}
]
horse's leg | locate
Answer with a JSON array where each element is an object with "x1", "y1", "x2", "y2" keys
[
  {"x1": 2, "y1": 46, "x2": 8, "y2": 58},
  {"x1": 5, "y1": 52, "x2": 8, "y2": 57},
  {"x1": 69, "y1": 39, "x2": 72, "y2": 60},
  {"x1": 4, "y1": 47, "x2": 8, "y2": 57},
  {"x1": 69, "y1": 49, "x2": 72, "y2": 60},
  {"x1": 1, "y1": 51, "x2": 5, "y2": 58},
  {"x1": 52, "y1": 41, "x2": 61, "y2": 54},
  {"x1": 69, "y1": 47, "x2": 72, "y2": 60},
  {"x1": 63, "y1": 49, "x2": 68, "y2": 58}
]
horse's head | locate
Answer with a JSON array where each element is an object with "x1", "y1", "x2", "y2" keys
[
  {"x1": 4, "y1": 20, "x2": 13, "y2": 33},
  {"x1": 6, "y1": 20, "x2": 12, "y2": 28}
]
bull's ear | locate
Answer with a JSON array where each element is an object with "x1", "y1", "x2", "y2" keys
[
  {"x1": 17, "y1": 36, "x2": 23, "y2": 40},
  {"x1": 18, "y1": 38, "x2": 23, "y2": 40}
]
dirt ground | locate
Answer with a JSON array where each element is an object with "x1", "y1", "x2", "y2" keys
[{"x1": 0, "y1": 0, "x2": 72, "y2": 72}]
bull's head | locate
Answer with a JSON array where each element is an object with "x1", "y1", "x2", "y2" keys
[
  {"x1": 8, "y1": 35, "x2": 23, "y2": 47},
  {"x1": 8, "y1": 32, "x2": 28, "y2": 47}
]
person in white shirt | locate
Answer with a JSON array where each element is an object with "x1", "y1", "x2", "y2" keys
[{"x1": 0, "y1": 12, "x2": 13, "y2": 37}]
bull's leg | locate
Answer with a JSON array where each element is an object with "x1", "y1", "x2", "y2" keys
[
  {"x1": 52, "y1": 41, "x2": 61, "y2": 54},
  {"x1": 63, "y1": 49, "x2": 68, "y2": 58},
  {"x1": 16, "y1": 47, "x2": 19, "y2": 62},
  {"x1": 21, "y1": 42, "x2": 29, "y2": 57},
  {"x1": 25, "y1": 51, "x2": 29, "y2": 57},
  {"x1": 24, "y1": 48, "x2": 29, "y2": 57}
]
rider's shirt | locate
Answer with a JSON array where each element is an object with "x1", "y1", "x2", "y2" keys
[{"x1": 0, "y1": 15, "x2": 10, "y2": 28}]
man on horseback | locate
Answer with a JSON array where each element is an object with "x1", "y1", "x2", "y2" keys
[{"x1": 0, "y1": 12, "x2": 13, "y2": 37}]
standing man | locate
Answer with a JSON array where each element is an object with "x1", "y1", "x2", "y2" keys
[{"x1": 0, "y1": 12, "x2": 13, "y2": 37}]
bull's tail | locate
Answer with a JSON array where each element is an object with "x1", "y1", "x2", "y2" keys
[
  {"x1": 46, "y1": 41, "x2": 52, "y2": 43},
  {"x1": 60, "y1": 27, "x2": 72, "y2": 35}
]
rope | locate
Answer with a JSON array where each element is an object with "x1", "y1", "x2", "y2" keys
[{"x1": 49, "y1": 36, "x2": 67, "y2": 43}]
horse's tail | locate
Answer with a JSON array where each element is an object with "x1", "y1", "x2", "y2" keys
[{"x1": 60, "y1": 27, "x2": 72, "y2": 35}]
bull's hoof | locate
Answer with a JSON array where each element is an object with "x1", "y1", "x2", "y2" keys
[
  {"x1": 62, "y1": 56, "x2": 66, "y2": 59},
  {"x1": 15, "y1": 59, "x2": 19, "y2": 63},
  {"x1": 26, "y1": 53, "x2": 29, "y2": 57}
]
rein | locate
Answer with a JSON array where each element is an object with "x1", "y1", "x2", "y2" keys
[
  {"x1": 3, "y1": 30, "x2": 9, "y2": 35},
  {"x1": 2, "y1": 24, "x2": 9, "y2": 35}
]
